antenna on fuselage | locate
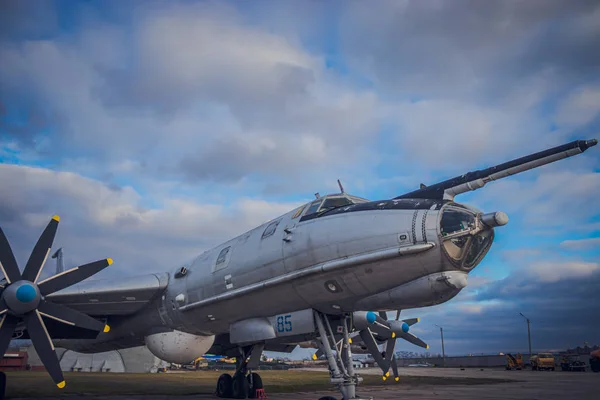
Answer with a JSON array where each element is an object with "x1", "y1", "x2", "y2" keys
[
  {"x1": 315, "y1": 193, "x2": 321, "y2": 199},
  {"x1": 337, "y1": 179, "x2": 345, "y2": 193}
]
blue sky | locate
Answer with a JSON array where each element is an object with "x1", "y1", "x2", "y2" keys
[{"x1": 1, "y1": 0, "x2": 599, "y2": 358}]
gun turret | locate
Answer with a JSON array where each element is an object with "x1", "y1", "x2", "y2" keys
[{"x1": 395, "y1": 139, "x2": 597, "y2": 201}]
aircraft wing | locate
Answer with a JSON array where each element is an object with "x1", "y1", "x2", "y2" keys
[
  {"x1": 395, "y1": 138, "x2": 597, "y2": 200},
  {"x1": 45, "y1": 272, "x2": 169, "y2": 316}
]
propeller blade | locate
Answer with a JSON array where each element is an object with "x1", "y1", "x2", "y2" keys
[
  {"x1": 384, "y1": 337, "x2": 396, "y2": 369},
  {"x1": 399, "y1": 331, "x2": 429, "y2": 349},
  {"x1": 369, "y1": 322, "x2": 391, "y2": 338},
  {"x1": 0, "y1": 227, "x2": 22, "y2": 284},
  {"x1": 38, "y1": 258, "x2": 112, "y2": 296},
  {"x1": 379, "y1": 311, "x2": 388, "y2": 320},
  {"x1": 22, "y1": 216, "x2": 60, "y2": 282},
  {"x1": 312, "y1": 348, "x2": 323, "y2": 360},
  {"x1": 0, "y1": 313, "x2": 19, "y2": 357},
  {"x1": 38, "y1": 300, "x2": 109, "y2": 333},
  {"x1": 359, "y1": 329, "x2": 389, "y2": 376},
  {"x1": 390, "y1": 354, "x2": 399, "y2": 381},
  {"x1": 395, "y1": 310, "x2": 401, "y2": 320},
  {"x1": 403, "y1": 317, "x2": 420, "y2": 326},
  {"x1": 0, "y1": 297, "x2": 8, "y2": 315},
  {"x1": 25, "y1": 310, "x2": 65, "y2": 388}
]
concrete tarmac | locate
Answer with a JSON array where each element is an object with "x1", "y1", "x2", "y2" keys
[{"x1": 9, "y1": 367, "x2": 597, "y2": 400}]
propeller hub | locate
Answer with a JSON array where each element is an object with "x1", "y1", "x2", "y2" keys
[
  {"x1": 3, "y1": 280, "x2": 41, "y2": 314},
  {"x1": 401, "y1": 322, "x2": 409, "y2": 333},
  {"x1": 16, "y1": 284, "x2": 37, "y2": 303},
  {"x1": 366, "y1": 311, "x2": 377, "y2": 324}
]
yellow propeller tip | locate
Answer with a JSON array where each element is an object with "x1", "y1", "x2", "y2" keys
[
  {"x1": 417, "y1": 318, "x2": 420, "y2": 323},
  {"x1": 104, "y1": 325, "x2": 110, "y2": 333},
  {"x1": 57, "y1": 381, "x2": 66, "y2": 389},
  {"x1": 386, "y1": 371, "x2": 390, "y2": 377},
  {"x1": 348, "y1": 338, "x2": 352, "y2": 344},
  {"x1": 312, "y1": 354, "x2": 317, "y2": 360},
  {"x1": 107, "y1": 258, "x2": 113, "y2": 265},
  {"x1": 395, "y1": 377, "x2": 400, "y2": 382},
  {"x1": 426, "y1": 345, "x2": 430, "y2": 349},
  {"x1": 392, "y1": 332, "x2": 396, "y2": 338},
  {"x1": 382, "y1": 376, "x2": 387, "y2": 381},
  {"x1": 52, "y1": 215, "x2": 60, "y2": 222}
]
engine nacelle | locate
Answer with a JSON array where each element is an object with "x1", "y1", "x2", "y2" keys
[{"x1": 145, "y1": 330, "x2": 215, "y2": 364}]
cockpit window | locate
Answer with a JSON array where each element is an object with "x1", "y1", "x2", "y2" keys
[
  {"x1": 320, "y1": 196, "x2": 353, "y2": 212},
  {"x1": 304, "y1": 200, "x2": 322, "y2": 216}
]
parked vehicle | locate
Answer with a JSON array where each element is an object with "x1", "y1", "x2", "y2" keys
[
  {"x1": 530, "y1": 353, "x2": 555, "y2": 371},
  {"x1": 506, "y1": 353, "x2": 523, "y2": 370},
  {"x1": 560, "y1": 355, "x2": 586, "y2": 372},
  {"x1": 591, "y1": 349, "x2": 600, "y2": 373}
]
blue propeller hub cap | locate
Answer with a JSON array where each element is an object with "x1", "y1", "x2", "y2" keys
[
  {"x1": 16, "y1": 284, "x2": 37, "y2": 303},
  {"x1": 402, "y1": 322, "x2": 410, "y2": 333},
  {"x1": 366, "y1": 311, "x2": 377, "y2": 324}
]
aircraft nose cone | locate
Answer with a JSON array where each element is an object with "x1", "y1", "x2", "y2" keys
[
  {"x1": 402, "y1": 322, "x2": 409, "y2": 333},
  {"x1": 16, "y1": 284, "x2": 37, "y2": 303}
]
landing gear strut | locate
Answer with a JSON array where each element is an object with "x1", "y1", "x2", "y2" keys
[
  {"x1": 216, "y1": 344, "x2": 265, "y2": 399},
  {"x1": 314, "y1": 311, "x2": 369, "y2": 400}
]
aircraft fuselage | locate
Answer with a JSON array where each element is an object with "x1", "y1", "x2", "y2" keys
[{"x1": 63, "y1": 195, "x2": 495, "y2": 352}]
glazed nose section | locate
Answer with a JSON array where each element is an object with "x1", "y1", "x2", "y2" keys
[{"x1": 439, "y1": 205, "x2": 504, "y2": 271}]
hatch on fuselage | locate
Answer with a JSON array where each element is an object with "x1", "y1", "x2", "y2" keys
[{"x1": 299, "y1": 193, "x2": 370, "y2": 222}]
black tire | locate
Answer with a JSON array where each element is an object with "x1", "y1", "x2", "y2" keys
[
  {"x1": 247, "y1": 373, "x2": 264, "y2": 399},
  {"x1": 216, "y1": 374, "x2": 233, "y2": 398},
  {"x1": 232, "y1": 374, "x2": 249, "y2": 399},
  {"x1": 318, "y1": 397, "x2": 338, "y2": 400},
  {"x1": 0, "y1": 371, "x2": 6, "y2": 400}
]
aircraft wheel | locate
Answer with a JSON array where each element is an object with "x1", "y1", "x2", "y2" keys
[
  {"x1": 247, "y1": 372, "x2": 263, "y2": 398},
  {"x1": 317, "y1": 397, "x2": 338, "y2": 400},
  {"x1": 0, "y1": 371, "x2": 6, "y2": 400},
  {"x1": 216, "y1": 373, "x2": 233, "y2": 398},
  {"x1": 232, "y1": 373, "x2": 249, "y2": 399}
]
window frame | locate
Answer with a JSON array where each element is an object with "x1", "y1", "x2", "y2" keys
[
  {"x1": 215, "y1": 246, "x2": 232, "y2": 271},
  {"x1": 261, "y1": 219, "x2": 281, "y2": 239}
]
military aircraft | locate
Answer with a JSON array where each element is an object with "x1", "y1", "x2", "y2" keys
[{"x1": 0, "y1": 138, "x2": 596, "y2": 400}]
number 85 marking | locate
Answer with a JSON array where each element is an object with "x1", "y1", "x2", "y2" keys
[{"x1": 276, "y1": 314, "x2": 292, "y2": 332}]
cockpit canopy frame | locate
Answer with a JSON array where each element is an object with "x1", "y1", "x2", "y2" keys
[{"x1": 299, "y1": 193, "x2": 370, "y2": 222}]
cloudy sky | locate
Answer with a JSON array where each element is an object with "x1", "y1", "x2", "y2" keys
[{"x1": 1, "y1": 0, "x2": 599, "y2": 357}]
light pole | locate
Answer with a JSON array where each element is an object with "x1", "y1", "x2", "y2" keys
[
  {"x1": 519, "y1": 312, "x2": 532, "y2": 362},
  {"x1": 435, "y1": 324, "x2": 445, "y2": 366}
]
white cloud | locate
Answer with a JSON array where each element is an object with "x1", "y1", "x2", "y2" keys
[
  {"x1": 527, "y1": 261, "x2": 600, "y2": 282},
  {"x1": 556, "y1": 85, "x2": 600, "y2": 127},
  {"x1": 384, "y1": 99, "x2": 547, "y2": 169},
  {"x1": 468, "y1": 170, "x2": 600, "y2": 229},
  {"x1": 0, "y1": 164, "x2": 301, "y2": 280},
  {"x1": 560, "y1": 237, "x2": 600, "y2": 251},
  {"x1": 0, "y1": 2, "x2": 385, "y2": 191},
  {"x1": 457, "y1": 304, "x2": 484, "y2": 314}
]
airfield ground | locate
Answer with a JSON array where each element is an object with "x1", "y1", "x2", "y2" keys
[{"x1": 4, "y1": 367, "x2": 596, "y2": 399}]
